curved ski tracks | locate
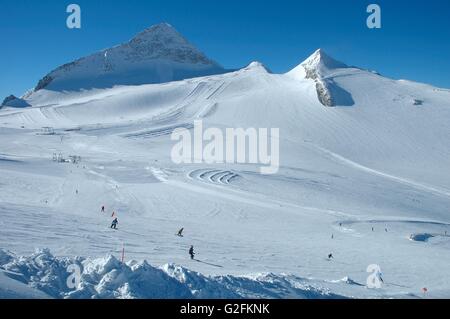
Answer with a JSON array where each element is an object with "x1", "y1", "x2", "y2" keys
[{"x1": 188, "y1": 169, "x2": 240, "y2": 185}]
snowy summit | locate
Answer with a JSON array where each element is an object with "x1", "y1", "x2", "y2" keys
[
  {"x1": 288, "y1": 49, "x2": 355, "y2": 106},
  {"x1": 30, "y1": 23, "x2": 225, "y2": 93}
]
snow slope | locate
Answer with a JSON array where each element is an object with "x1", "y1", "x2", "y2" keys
[{"x1": 1, "y1": 25, "x2": 450, "y2": 299}]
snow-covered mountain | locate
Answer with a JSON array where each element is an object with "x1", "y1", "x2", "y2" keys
[
  {"x1": 26, "y1": 23, "x2": 225, "y2": 95},
  {"x1": 1, "y1": 95, "x2": 30, "y2": 108},
  {"x1": 1, "y1": 25, "x2": 450, "y2": 299},
  {"x1": 287, "y1": 49, "x2": 354, "y2": 106}
]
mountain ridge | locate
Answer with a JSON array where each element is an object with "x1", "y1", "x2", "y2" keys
[{"x1": 1, "y1": 25, "x2": 446, "y2": 109}]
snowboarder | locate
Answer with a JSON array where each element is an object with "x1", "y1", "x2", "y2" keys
[
  {"x1": 189, "y1": 245, "x2": 195, "y2": 260},
  {"x1": 177, "y1": 228, "x2": 184, "y2": 237},
  {"x1": 111, "y1": 218, "x2": 118, "y2": 230},
  {"x1": 328, "y1": 253, "x2": 334, "y2": 259},
  {"x1": 101, "y1": 206, "x2": 105, "y2": 213}
]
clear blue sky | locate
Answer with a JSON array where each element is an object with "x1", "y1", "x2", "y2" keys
[{"x1": 1, "y1": 0, "x2": 449, "y2": 99}]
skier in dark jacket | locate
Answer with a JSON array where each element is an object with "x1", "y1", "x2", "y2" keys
[
  {"x1": 111, "y1": 218, "x2": 118, "y2": 230},
  {"x1": 177, "y1": 228, "x2": 184, "y2": 237},
  {"x1": 189, "y1": 245, "x2": 195, "y2": 260}
]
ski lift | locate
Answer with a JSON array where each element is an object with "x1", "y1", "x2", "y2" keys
[
  {"x1": 41, "y1": 127, "x2": 55, "y2": 135},
  {"x1": 68, "y1": 155, "x2": 82, "y2": 164}
]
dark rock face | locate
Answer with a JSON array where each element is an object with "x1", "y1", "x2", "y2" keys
[
  {"x1": 2, "y1": 95, "x2": 18, "y2": 106},
  {"x1": 1, "y1": 95, "x2": 31, "y2": 108},
  {"x1": 35, "y1": 75, "x2": 54, "y2": 91},
  {"x1": 301, "y1": 50, "x2": 354, "y2": 107}
]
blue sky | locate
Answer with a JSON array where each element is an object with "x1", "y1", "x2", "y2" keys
[{"x1": 1, "y1": 0, "x2": 449, "y2": 99}]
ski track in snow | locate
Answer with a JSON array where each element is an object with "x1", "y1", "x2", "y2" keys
[
  {"x1": 309, "y1": 144, "x2": 450, "y2": 199},
  {"x1": 188, "y1": 169, "x2": 240, "y2": 185},
  {"x1": 167, "y1": 169, "x2": 359, "y2": 221}
]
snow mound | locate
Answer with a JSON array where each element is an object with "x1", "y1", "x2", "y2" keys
[
  {"x1": 162, "y1": 263, "x2": 240, "y2": 298},
  {"x1": 0, "y1": 249, "x2": 348, "y2": 299},
  {"x1": 331, "y1": 276, "x2": 365, "y2": 286},
  {"x1": 0, "y1": 270, "x2": 51, "y2": 299},
  {"x1": 216, "y1": 273, "x2": 347, "y2": 299},
  {"x1": 0, "y1": 249, "x2": 14, "y2": 265},
  {"x1": 409, "y1": 233, "x2": 435, "y2": 242}
]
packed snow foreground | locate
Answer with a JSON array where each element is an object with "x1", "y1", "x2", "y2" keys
[
  {"x1": 1, "y1": 23, "x2": 450, "y2": 299},
  {"x1": 0, "y1": 249, "x2": 352, "y2": 299}
]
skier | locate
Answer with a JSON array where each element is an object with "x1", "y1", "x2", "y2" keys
[
  {"x1": 331, "y1": 234, "x2": 334, "y2": 239},
  {"x1": 112, "y1": 211, "x2": 116, "y2": 218},
  {"x1": 378, "y1": 271, "x2": 384, "y2": 284},
  {"x1": 189, "y1": 245, "x2": 195, "y2": 260},
  {"x1": 177, "y1": 228, "x2": 184, "y2": 237},
  {"x1": 328, "y1": 253, "x2": 334, "y2": 259},
  {"x1": 111, "y1": 218, "x2": 118, "y2": 230},
  {"x1": 372, "y1": 227, "x2": 374, "y2": 232},
  {"x1": 101, "y1": 206, "x2": 105, "y2": 213}
]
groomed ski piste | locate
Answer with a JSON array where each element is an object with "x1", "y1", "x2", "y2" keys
[{"x1": 1, "y1": 24, "x2": 450, "y2": 299}]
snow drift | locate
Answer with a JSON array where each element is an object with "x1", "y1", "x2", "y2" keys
[{"x1": 0, "y1": 249, "x2": 346, "y2": 299}]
